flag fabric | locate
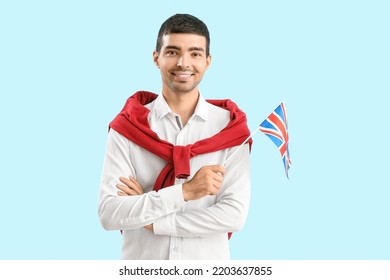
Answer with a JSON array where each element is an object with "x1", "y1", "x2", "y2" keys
[{"x1": 259, "y1": 102, "x2": 291, "y2": 178}]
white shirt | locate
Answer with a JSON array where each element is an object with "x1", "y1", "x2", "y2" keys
[{"x1": 98, "y1": 93, "x2": 251, "y2": 259}]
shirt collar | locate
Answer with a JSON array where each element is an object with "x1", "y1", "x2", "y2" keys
[
  {"x1": 152, "y1": 92, "x2": 209, "y2": 121},
  {"x1": 153, "y1": 93, "x2": 172, "y2": 120}
]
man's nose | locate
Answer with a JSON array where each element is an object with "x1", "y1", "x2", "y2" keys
[{"x1": 176, "y1": 54, "x2": 189, "y2": 68}]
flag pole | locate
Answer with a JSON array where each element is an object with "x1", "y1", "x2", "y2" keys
[{"x1": 223, "y1": 127, "x2": 259, "y2": 166}]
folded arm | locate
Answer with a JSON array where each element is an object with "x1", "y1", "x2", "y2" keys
[
  {"x1": 117, "y1": 144, "x2": 251, "y2": 237},
  {"x1": 99, "y1": 129, "x2": 250, "y2": 236},
  {"x1": 98, "y1": 129, "x2": 185, "y2": 231}
]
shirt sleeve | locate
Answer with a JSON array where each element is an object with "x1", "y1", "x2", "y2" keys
[
  {"x1": 153, "y1": 144, "x2": 251, "y2": 237},
  {"x1": 98, "y1": 129, "x2": 185, "y2": 231}
]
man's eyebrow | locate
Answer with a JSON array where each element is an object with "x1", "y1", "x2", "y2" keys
[
  {"x1": 165, "y1": 45, "x2": 181, "y2": 50},
  {"x1": 164, "y1": 45, "x2": 205, "y2": 52},
  {"x1": 188, "y1": 47, "x2": 205, "y2": 52}
]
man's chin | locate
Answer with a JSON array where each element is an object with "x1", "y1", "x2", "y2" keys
[{"x1": 170, "y1": 84, "x2": 198, "y2": 94}]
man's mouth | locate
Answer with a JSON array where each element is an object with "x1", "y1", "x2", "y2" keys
[{"x1": 171, "y1": 71, "x2": 194, "y2": 81}]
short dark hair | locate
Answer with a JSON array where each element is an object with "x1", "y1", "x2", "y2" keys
[{"x1": 156, "y1": 14, "x2": 210, "y2": 56}]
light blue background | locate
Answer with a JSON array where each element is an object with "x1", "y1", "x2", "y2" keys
[{"x1": 0, "y1": 0, "x2": 389, "y2": 260}]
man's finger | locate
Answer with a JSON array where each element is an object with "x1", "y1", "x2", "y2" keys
[
  {"x1": 208, "y1": 186, "x2": 220, "y2": 196},
  {"x1": 208, "y1": 165, "x2": 225, "y2": 176},
  {"x1": 119, "y1": 176, "x2": 144, "y2": 195},
  {"x1": 129, "y1": 176, "x2": 144, "y2": 194},
  {"x1": 116, "y1": 184, "x2": 138, "y2": 196},
  {"x1": 119, "y1": 176, "x2": 132, "y2": 186},
  {"x1": 213, "y1": 172, "x2": 224, "y2": 183}
]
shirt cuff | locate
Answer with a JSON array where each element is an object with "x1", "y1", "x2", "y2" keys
[
  {"x1": 158, "y1": 183, "x2": 185, "y2": 214},
  {"x1": 153, "y1": 212, "x2": 176, "y2": 236},
  {"x1": 153, "y1": 184, "x2": 184, "y2": 236}
]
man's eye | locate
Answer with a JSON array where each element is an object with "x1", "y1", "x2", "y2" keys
[
  {"x1": 166, "y1": 51, "x2": 177, "y2": 56},
  {"x1": 192, "y1": 52, "x2": 202, "y2": 57}
]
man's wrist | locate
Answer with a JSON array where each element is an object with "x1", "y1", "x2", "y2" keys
[
  {"x1": 182, "y1": 182, "x2": 189, "y2": 202},
  {"x1": 144, "y1": 224, "x2": 154, "y2": 231}
]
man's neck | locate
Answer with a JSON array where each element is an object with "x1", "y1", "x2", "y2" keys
[{"x1": 162, "y1": 89, "x2": 199, "y2": 126}]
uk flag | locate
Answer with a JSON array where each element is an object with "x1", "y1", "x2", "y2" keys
[{"x1": 259, "y1": 102, "x2": 292, "y2": 178}]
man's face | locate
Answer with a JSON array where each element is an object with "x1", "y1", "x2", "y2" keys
[{"x1": 154, "y1": 33, "x2": 211, "y2": 95}]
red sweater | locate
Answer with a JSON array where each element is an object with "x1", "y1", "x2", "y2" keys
[{"x1": 110, "y1": 91, "x2": 252, "y2": 191}]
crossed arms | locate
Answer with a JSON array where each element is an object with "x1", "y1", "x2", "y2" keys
[
  {"x1": 98, "y1": 129, "x2": 250, "y2": 237},
  {"x1": 116, "y1": 164, "x2": 225, "y2": 231}
]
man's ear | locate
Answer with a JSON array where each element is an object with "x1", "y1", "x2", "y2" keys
[
  {"x1": 206, "y1": 54, "x2": 212, "y2": 69},
  {"x1": 153, "y1": 51, "x2": 160, "y2": 68}
]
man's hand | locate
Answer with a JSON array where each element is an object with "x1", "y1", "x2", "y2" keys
[
  {"x1": 116, "y1": 176, "x2": 153, "y2": 230},
  {"x1": 116, "y1": 176, "x2": 144, "y2": 196},
  {"x1": 182, "y1": 165, "x2": 225, "y2": 201}
]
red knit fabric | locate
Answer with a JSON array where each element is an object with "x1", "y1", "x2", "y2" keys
[{"x1": 110, "y1": 91, "x2": 252, "y2": 191}]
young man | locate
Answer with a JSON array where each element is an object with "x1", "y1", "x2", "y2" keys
[{"x1": 98, "y1": 14, "x2": 251, "y2": 259}]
